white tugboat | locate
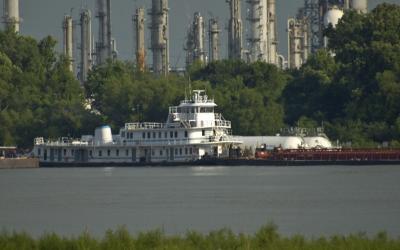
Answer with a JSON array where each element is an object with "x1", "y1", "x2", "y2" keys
[{"x1": 33, "y1": 90, "x2": 242, "y2": 165}]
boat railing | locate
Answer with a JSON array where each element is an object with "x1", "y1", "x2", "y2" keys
[{"x1": 125, "y1": 122, "x2": 166, "y2": 130}]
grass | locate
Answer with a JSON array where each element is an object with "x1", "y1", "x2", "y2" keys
[{"x1": 0, "y1": 224, "x2": 399, "y2": 250}]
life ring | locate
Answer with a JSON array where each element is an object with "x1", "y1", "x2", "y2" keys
[{"x1": 172, "y1": 114, "x2": 176, "y2": 120}]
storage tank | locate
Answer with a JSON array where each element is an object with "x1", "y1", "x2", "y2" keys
[
  {"x1": 94, "y1": 125, "x2": 113, "y2": 145},
  {"x1": 351, "y1": 0, "x2": 367, "y2": 14},
  {"x1": 233, "y1": 136, "x2": 305, "y2": 150},
  {"x1": 323, "y1": 8, "x2": 344, "y2": 28},
  {"x1": 303, "y1": 136, "x2": 333, "y2": 149}
]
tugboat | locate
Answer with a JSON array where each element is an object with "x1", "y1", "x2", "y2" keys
[{"x1": 33, "y1": 90, "x2": 242, "y2": 166}]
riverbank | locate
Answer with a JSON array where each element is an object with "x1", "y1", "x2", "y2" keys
[
  {"x1": 0, "y1": 158, "x2": 39, "y2": 169},
  {"x1": 0, "y1": 225, "x2": 398, "y2": 250}
]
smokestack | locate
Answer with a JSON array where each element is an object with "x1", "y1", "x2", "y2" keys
[
  {"x1": 247, "y1": 0, "x2": 268, "y2": 62},
  {"x1": 63, "y1": 15, "x2": 74, "y2": 72},
  {"x1": 3, "y1": 0, "x2": 20, "y2": 32},
  {"x1": 80, "y1": 9, "x2": 92, "y2": 83},
  {"x1": 267, "y1": 0, "x2": 278, "y2": 65},
  {"x1": 227, "y1": 0, "x2": 243, "y2": 60},
  {"x1": 134, "y1": 7, "x2": 146, "y2": 72},
  {"x1": 208, "y1": 18, "x2": 220, "y2": 62},
  {"x1": 150, "y1": 0, "x2": 169, "y2": 76},
  {"x1": 96, "y1": 0, "x2": 112, "y2": 65}
]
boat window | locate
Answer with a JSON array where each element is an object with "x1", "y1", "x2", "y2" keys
[
  {"x1": 99, "y1": 150, "x2": 102, "y2": 157},
  {"x1": 200, "y1": 107, "x2": 214, "y2": 113},
  {"x1": 179, "y1": 148, "x2": 182, "y2": 155},
  {"x1": 64, "y1": 149, "x2": 67, "y2": 156},
  {"x1": 202, "y1": 130, "x2": 205, "y2": 136},
  {"x1": 177, "y1": 107, "x2": 182, "y2": 113},
  {"x1": 121, "y1": 131, "x2": 125, "y2": 138},
  {"x1": 185, "y1": 131, "x2": 188, "y2": 138},
  {"x1": 152, "y1": 150, "x2": 155, "y2": 156},
  {"x1": 142, "y1": 132, "x2": 145, "y2": 139},
  {"x1": 165, "y1": 132, "x2": 168, "y2": 138},
  {"x1": 147, "y1": 132, "x2": 151, "y2": 139},
  {"x1": 170, "y1": 131, "x2": 173, "y2": 138},
  {"x1": 153, "y1": 132, "x2": 156, "y2": 138},
  {"x1": 191, "y1": 107, "x2": 195, "y2": 113},
  {"x1": 185, "y1": 148, "x2": 188, "y2": 155},
  {"x1": 174, "y1": 131, "x2": 178, "y2": 138},
  {"x1": 126, "y1": 149, "x2": 129, "y2": 156},
  {"x1": 89, "y1": 150, "x2": 92, "y2": 157},
  {"x1": 38, "y1": 148, "x2": 41, "y2": 156},
  {"x1": 190, "y1": 148, "x2": 193, "y2": 154},
  {"x1": 107, "y1": 150, "x2": 111, "y2": 156},
  {"x1": 159, "y1": 132, "x2": 162, "y2": 138},
  {"x1": 175, "y1": 148, "x2": 178, "y2": 155},
  {"x1": 160, "y1": 150, "x2": 163, "y2": 156},
  {"x1": 116, "y1": 149, "x2": 119, "y2": 156},
  {"x1": 71, "y1": 150, "x2": 74, "y2": 156}
]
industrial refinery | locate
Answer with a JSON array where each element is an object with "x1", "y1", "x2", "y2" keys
[
  {"x1": 287, "y1": 0, "x2": 368, "y2": 69},
  {"x1": 2, "y1": 0, "x2": 370, "y2": 76}
]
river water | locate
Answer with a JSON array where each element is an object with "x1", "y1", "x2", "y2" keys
[{"x1": 1, "y1": 165, "x2": 399, "y2": 237}]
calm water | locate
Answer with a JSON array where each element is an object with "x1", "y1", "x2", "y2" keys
[{"x1": 1, "y1": 165, "x2": 400, "y2": 237}]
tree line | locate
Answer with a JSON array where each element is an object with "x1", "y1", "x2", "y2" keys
[{"x1": 0, "y1": 3, "x2": 399, "y2": 148}]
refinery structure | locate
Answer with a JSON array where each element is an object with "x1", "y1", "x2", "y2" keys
[
  {"x1": 287, "y1": 0, "x2": 368, "y2": 69},
  {"x1": 2, "y1": 0, "x2": 370, "y2": 77}
]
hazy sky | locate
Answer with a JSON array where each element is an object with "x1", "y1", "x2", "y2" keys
[{"x1": 4, "y1": 0, "x2": 399, "y2": 68}]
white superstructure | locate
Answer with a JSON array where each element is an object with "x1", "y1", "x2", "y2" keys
[{"x1": 33, "y1": 90, "x2": 241, "y2": 164}]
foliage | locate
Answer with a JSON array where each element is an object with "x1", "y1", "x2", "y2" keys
[
  {"x1": 0, "y1": 29, "x2": 94, "y2": 148},
  {"x1": 283, "y1": 3, "x2": 400, "y2": 146},
  {"x1": 1, "y1": 3, "x2": 400, "y2": 148},
  {"x1": 0, "y1": 225, "x2": 399, "y2": 250}
]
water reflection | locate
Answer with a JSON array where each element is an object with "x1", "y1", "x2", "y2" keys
[{"x1": 190, "y1": 166, "x2": 230, "y2": 176}]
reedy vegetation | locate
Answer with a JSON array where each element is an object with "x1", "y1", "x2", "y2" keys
[
  {"x1": 1, "y1": 224, "x2": 399, "y2": 250},
  {"x1": 0, "y1": 3, "x2": 399, "y2": 148}
]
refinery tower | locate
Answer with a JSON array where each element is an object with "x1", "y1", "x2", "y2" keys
[{"x1": 3, "y1": 0, "x2": 20, "y2": 32}]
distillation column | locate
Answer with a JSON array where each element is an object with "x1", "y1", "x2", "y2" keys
[
  {"x1": 133, "y1": 7, "x2": 146, "y2": 72},
  {"x1": 247, "y1": 0, "x2": 268, "y2": 62},
  {"x1": 227, "y1": 0, "x2": 243, "y2": 60},
  {"x1": 150, "y1": 0, "x2": 169, "y2": 76},
  {"x1": 267, "y1": 0, "x2": 277, "y2": 65},
  {"x1": 80, "y1": 9, "x2": 92, "y2": 82},
  {"x1": 3, "y1": 0, "x2": 20, "y2": 32},
  {"x1": 63, "y1": 15, "x2": 74, "y2": 72},
  {"x1": 96, "y1": 0, "x2": 112, "y2": 65},
  {"x1": 192, "y1": 12, "x2": 206, "y2": 64},
  {"x1": 208, "y1": 18, "x2": 220, "y2": 62},
  {"x1": 351, "y1": 0, "x2": 367, "y2": 14},
  {"x1": 288, "y1": 18, "x2": 303, "y2": 69}
]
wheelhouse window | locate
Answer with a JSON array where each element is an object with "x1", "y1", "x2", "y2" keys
[
  {"x1": 174, "y1": 131, "x2": 178, "y2": 138},
  {"x1": 185, "y1": 131, "x2": 188, "y2": 138},
  {"x1": 202, "y1": 130, "x2": 205, "y2": 136},
  {"x1": 107, "y1": 149, "x2": 111, "y2": 156}
]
